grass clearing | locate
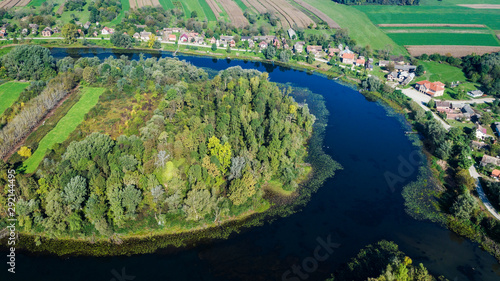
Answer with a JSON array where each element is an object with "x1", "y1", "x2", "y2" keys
[
  {"x1": 264, "y1": 180, "x2": 295, "y2": 196},
  {"x1": 23, "y1": 87, "x2": 106, "y2": 173},
  {"x1": 158, "y1": 0, "x2": 174, "y2": 9},
  {"x1": 387, "y1": 33, "x2": 500, "y2": 46},
  {"x1": 0, "y1": 81, "x2": 29, "y2": 115},
  {"x1": 27, "y1": 0, "x2": 46, "y2": 6},
  {"x1": 301, "y1": 0, "x2": 407, "y2": 55},
  {"x1": 199, "y1": 0, "x2": 217, "y2": 21},
  {"x1": 416, "y1": 61, "x2": 467, "y2": 83},
  {"x1": 110, "y1": 0, "x2": 130, "y2": 25}
]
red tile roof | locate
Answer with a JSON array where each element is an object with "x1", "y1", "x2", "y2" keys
[
  {"x1": 492, "y1": 169, "x2": 500, "y2": 177},
  {"x1": 342, "y1": 53, "x2": 354, "y2": 59}
]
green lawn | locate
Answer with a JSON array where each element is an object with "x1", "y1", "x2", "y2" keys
[
  {"x1": 302, "y1": 0, "x2": 407, "y2": 55},
  {"x1": 23, "y1": 87, "x2": 106, "y2": 173},
  {"x1": 387, "y1": 33, "x2": 500, "y2": 46},
  {"x1": 416, "y1": 61, "x2": 467, "y2": 83},
  {"x1": 159, "y1": 0, "x2": 175, "y2": 10},
  {"x1": 198, "y1": 0, "x2": 217, "y2": 21},
  {"x1": 182, "y1": 0, "x2": 207, "y2": 21},
  {"x1": 233, "y1": 0, "x2": 247, "y2": 11},
  {"x1": 0, "y1": 81, "x2": 29, "y2": 115},
  {"x1": 110, "y1": 0, "x2": 130, "y2": 25},
  {"x1": 27, "y1": 0, "x2": 47, "y2": 6}
]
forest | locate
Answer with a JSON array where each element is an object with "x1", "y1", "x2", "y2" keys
[{"x1": 0, "y1": 45, "x2": 320, "y2": 241}]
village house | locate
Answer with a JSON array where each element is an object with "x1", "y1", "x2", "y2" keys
[
  {"x1": 241, "y1": 36, "x2": 251, "y2": 41},
  {"x1": 328, "y1": 48, "x2": 340, "y2": 58},
  {"x1": 341, "y1": 53, "x2": 355, "y2": 65},
  {"x1": 210, "y1": 37, "x2": 216, "y2": 44},
  {"x1": 355, "y1": 56, "x2": 365, "y2": 66},
  {"x1": 476, "y1": 123, "x2": 494, "y2": 140},
  {"x1": 395, "y1": 65, "x2": 416, "y2": 72},
  {"x1": 415, "y1": 80, "x2": 445, "y2": 97},
  {"x1": 306, "y1": 45, "x2": 323, "y2": 57},
  {"x1": 168, "y1": 34, "x2": 176, "y2": 41},
  {"x1": 468, "y1": 90, "x2": 484, "y2": 98},
  {"x1": 84, "y1": 21, "x2": 91, "y2": 29},
  {"x1": 390, "y1": 55, "x2": 405, "y2": 65},
  {"x1": 259, "y1": 41, "x2": 268, "y2": 49},
  {"x1": 52, "y1": 27, "x2": 60, "y2": 33},
  {"x1": 135, "y1": 24, "x2": 147, "y2": 29},
  {"x1": 93, "y1": 31, "x2": 98, "y2": 37},
  {"x1": 388, "y1": 71, "x2": 415, "y2": 85},
  {"x1": 220, "y1": 35, "x2": 234, "y2": 47},
  {"x1": 101, "y1": 27, "x2": 114, "y2": 35},
  {"x1": 481, "y1": 154, "x2": 500, "y2": 167},
  {"x1": 378, "y1": 60, "x2": 390, "y2": 67},
  {"x1": 436, "y1": 101, "x2": 475, "y2": 120},
  {"x1": 491, "y1": 169, "x2": 500, "y2": 179},
  {"x1": 248, "y1": 40, "x2": 255, "y2": 48},
  {"x1": 140, "y1": 31, "x2": 152, "y2": 41},
  {"x1": 287, "y1": 28, "x2": 296, "y2": 39},
  {"x1": 21, "y1": 28, "x2": 28, "y2": 35},
  {"x1": 472, "y1": 140, "x2": 489, "y2": 150},
  {"x1": 133, "y1": 32, "x2": 140, "y2": 39},
  {"x1": 179, "y1": 33, "x2": 189, "y2": 42},
  {"x1": 273, "y1": 37, "x2": 281, "y2": 48},
  {"x1": 28, "y1": 23, "x2": 38, "y2": 34},
  {"x1": 163, "y1": 27, "x2": 182, "y2": 34},
  {"x1": 294, "y1": 41, "x2": 305, "y2": 53},
  {"x1": 41, "y1": 27, "x2": 53, "y2": 37}
]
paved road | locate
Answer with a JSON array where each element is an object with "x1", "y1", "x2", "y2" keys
[
  {"x1": 401, "y1": 88, "x2": 451, "y2": 130},
  {"x1": 469, "y1": 166, "x2": 500, "y2": 220}
]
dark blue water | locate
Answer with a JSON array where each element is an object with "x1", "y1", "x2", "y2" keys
[{"x1": 2, "y1": 48, "x2": 499, "y2": 281}]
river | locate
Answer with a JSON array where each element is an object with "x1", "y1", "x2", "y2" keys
[{"x1": 2, "y1": 48, "x2": 499, "y2": 281}]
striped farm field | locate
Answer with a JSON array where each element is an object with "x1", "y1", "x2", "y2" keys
[
  {"x1": 233, "y1": 0, "x2": 246, "y2": 11},
  {"x1": 23, "y1": 87, "x2": 106, "y2": 173},
  {"x1": 215, "y1": 0, "x2": 248, "y2": 27},
  {"x1": 199, "y1": 0, "x2": 217, "y2": 21},
  {"x1": 0, "y1": 81, "x2": 29, "y2": 116},
  {"x1": 182, "y1": 0, "x2": 208, "y2": 20},
  {"x1": 387, "y1": 33, "x2": 500, "y2": 47},
  {"x1": 27, "y1": 0, "x2": 45, "y2": 6}
]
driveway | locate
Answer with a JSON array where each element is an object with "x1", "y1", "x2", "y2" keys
[
  {"x1": 469, "y1": 166, "x2": 500, "y2": 220},
  {"x1": 400, "y1": 88, "x2": 451, "y2": 130}
]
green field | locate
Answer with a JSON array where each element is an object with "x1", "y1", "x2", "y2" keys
[
  {"x1": 181, "y1": 0, "x2": 208, "y2": 20},
  {"x1": 416, "y1": 61, "x2": 467, "y2": 83},
  {"x1": 302, "y1": 0, "x2": 407, "y2": 55},
  {"x1": 355, "y1": 5, "x2": 500, "y2": 30},
  {"x1": 0, "y1": 82, "x2": 29, "y2": 115},
  {"x1": 27, "y1": 0, "x2": 47, "y2": 7},
  {"x1": 159, "y1": 0, "x2": 175, "y2": 10},
  {"x1": 233, "y1": 0, "x2": 247, "y2": 11},
  {"x1": 388, "y1": 33, "x2": 500, "y2": 46},
  {"x1": 23, "y1": 87, "x2": 106, "y2": 173},
  {"x1": 110, "y1": 0, "x2": 130, "y2": 25},
  {"x1": 199, "y1": 0, "x2": 216, "y2": 21}
]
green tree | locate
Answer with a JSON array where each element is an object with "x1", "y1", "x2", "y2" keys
[
  {"x1": 61, "y1": 175, "x2": 87, "y2": 210},
  {"x1": 307, "y1": 54, "x2": 315, "y2": 64},
  {"x1": 415, "y1": 64, "x2": 424, "y2": 76},
  {"x1": 228, "y1": 167, "x2": 256, "y2": 205},
  {"x1": 211, "y1": 43, "x2": 217, "y2": 51},
  {"x1": 265, "y1": 46, "x2": 276, "y2": 60},
  {"x1": 62, "y1": 23, "x2": 78, "y2": 43}
]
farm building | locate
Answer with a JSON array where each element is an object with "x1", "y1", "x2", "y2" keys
[
  {"x1": 307, "y1": 45, "x2": 323, "y2": 57},
  {"x1": 491, "y1": 169, "x2": 500, "y2": 179},
  {"x1": 468, "y1": 90, "x2": 484, "y2": 98},
  {"x1": 415, "y1": 80, "x2": 445, "y2": 97},
  {"x1": 328, "y1": 48, "x2": 340, "y2": 58},
  {"x1": 395, "y1": 65, "x2": 416, "y2": 72},
  {"x1": 140, "y1": 31, "x2": 152, "y2": 41},
  {"x1": 288, "y1": 28, "x2": 296, "y2": 39},
  {"x1": 356, "y1": 56, "x2": 366, "y2": 66},
  {"x1": 481, "y1": 154, "x2": 500, "y2": 166},
  {"x1": 476, "y1": 123, "x2": 493, "y2": 140}
]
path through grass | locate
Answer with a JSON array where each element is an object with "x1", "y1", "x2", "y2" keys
[{"x1": 24, "y1": 87, "x2": 106, "y2": 173}]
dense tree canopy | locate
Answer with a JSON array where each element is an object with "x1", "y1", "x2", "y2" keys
[{"x1": 0, "y1": 45, "x2": 55, "y2": 80}]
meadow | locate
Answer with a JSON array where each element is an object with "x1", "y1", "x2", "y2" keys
[
  {"x1": 0, "y1": 81, "x2": 29, "y2": 115},
  {"x1": 414, "y1": 61, "x2": 467, "y2": 83},
  {"x1": 302, "y1": 0, "x2": 407, "y2": 55},
  {"x1": 23, "y1": 87, "x2": 106, "y2": 173},
  {"x1": 198, "y1": 0, "x2": 217, "y2": 21},
  {"x1": 158, "y1": 0, "x2": 174, "y2": 10},
  {"x1": 110, "y1": 0, "x2": 131, "y2": 25}
]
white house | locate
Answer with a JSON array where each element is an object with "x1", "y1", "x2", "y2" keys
[{"x1": 468, "y1": 90, "x2": 484, "y2": 98}]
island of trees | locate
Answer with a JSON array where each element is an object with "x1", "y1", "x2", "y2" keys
[{"x1": 0, "y1": 45, "x2": 339, "y2": 255}]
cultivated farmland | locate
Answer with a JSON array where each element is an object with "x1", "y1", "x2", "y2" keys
[
  {"x1": 407, "y1": 45, "x2": 500, "y2": 57},
  {"x1": 0, "y1": 0, "x2": 30, "y2": 9},
  {"x1": 292, "y1": 0, "x2": 339, "y2": 28},
  {"x1": 23, "y1": 87, "x2": 106, "y2": 173},
  {"x1": 388, "y1": 33, "x2": 499, "y2": 47},
  {"x1": 301, "y1": 0, "x2": 406, "y2": 54},
  {"x1": 246, "y1": 0, "x2": 315, "y2": 29},
  {"x1": 131, "y1": 0, "x2": 161, "y2": 9},
  {"x1": 215, "y1": 0, "x2": 248, "y2": 27},
  {"x1": 205, "y1": 0, "x2": 223, "y2": 19},
  {"x1": 0, "y1": 82, "x2": 29, "y2": 116}
]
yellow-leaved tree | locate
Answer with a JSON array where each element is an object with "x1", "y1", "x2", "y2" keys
[
  {"x1": 208, "y1": 136, "x2": 231, "y2": 174},
  {"x1": 148, "y1": 34, "x2": 157, "y2": 49},
  {"x1": 18, "y1": 146, "x2": 32, "y2": 158}
]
